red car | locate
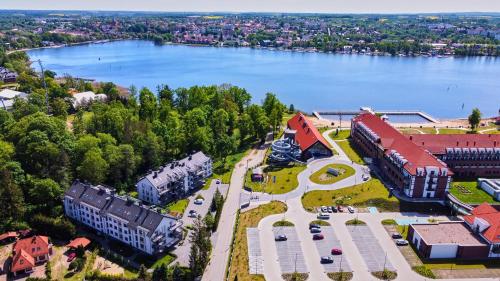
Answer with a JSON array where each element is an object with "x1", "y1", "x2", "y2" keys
[
  {"x1": 67, "y1": 252, "x2": 76, "y2": 262},
  {"x1": 331, "y1": 248, "x2": 343, "y2": 255},
  {"x1": 313, "y1": 234, "x2": 324, "y2": 240},
  {"x1": 337, "y1": 206, "x2": 344, "y2": 212}
]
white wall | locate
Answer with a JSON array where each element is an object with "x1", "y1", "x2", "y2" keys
[{"x1": 429, "y1": 244, "x2": 458, "y2": 259}]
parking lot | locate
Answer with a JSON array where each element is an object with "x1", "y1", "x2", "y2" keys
[
  {"x1": 246, "y1": 228, "x2": 264, "y2": 275},
  {"x1": 347, "y1": 225, "x2": 395, "y2": 272},
  {"x1": 272, "y1": 227, "x2": 308, "y2": 273},
  {"x1": 312, "y1": 226, "x2": 351, "y2": 273}
]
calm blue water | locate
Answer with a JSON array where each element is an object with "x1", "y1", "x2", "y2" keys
[{"x1": 27, "y1": 40, "x2": 500, "y2": 118}]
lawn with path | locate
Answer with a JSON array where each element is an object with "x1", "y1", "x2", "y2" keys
[
  {"x1": 228, "y1": 201, "x2": 287, "y2": 281},
  {"x1": 244, "y1": 164, "x2": 307, "y2": 194},
  {"x1": 302, "y1": 178, "x2": 400, "y2": 212},
  {"x1": 449, "y1": 180, "x2": 498, "y2": 204},
  {"x1": 328, "y1": 129, "x2": 351, "y2": 140},
  {"x1": 309, "y1": 163, "x2": 355, "y2": 185},
  {"x1": 335, "y1": 139, "x2": 365, "y2": 164}
]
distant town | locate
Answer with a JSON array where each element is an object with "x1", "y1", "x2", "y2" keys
[{"x1": 0, "y1": 11, "x2": 499, "y2": 56}]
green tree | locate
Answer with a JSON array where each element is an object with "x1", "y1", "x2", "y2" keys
[
  {"x1": 50, "y1": 97, "x2": 69, "y2": 120},
  {"x1": 0, "y1": 169, "x2": 25, "y2": 229},
  {"x1": 189, "y1": 217, "x2": 212, "y2": 278},
  {"x1": 139, "y1": 87, "x2": 157, "y2": 121},
  {"x1": 77, "y1": 148, "x2": 109, "y2": 184},
  {"x1": 468, "y1": 108, "x2": 481, "y2": 131},
  {"x1": 27, "y1": 177, "x2": 64, "y2": 210}
]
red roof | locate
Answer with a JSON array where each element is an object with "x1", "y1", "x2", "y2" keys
[
  {"x1": 67, "y1": 237, "x2": 91, "y2": 249},
  {"x1": 13, "y1": 236, "x2": 50, "y2": 260},
  {"x1": 0, "y1": 232, "x2": 17, "y2": 241},
  {"x1": 11, "y1": 249, "x2": 35, "y2": 273},
  {"x1": 353, "y1": 113, "x2": 447, "y2": 175},
  {"x1": 463, "y1": 203, "x2": 500, "y2": 244},
  {"x1": 408, "y1": 134, "x2": 500, "y2": 154},
  {"x1": 287, "y1": 112, "x2": 331, "y2": 152}
]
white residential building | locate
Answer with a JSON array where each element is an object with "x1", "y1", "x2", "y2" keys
[
  {"x1": 0, "y1": 89, "x2": 27, "y2": 111},
  {"x1": 64, "y1": 181, "x2": 183, "y2": 255},
  {"x1": 137, "y1": 151, "x2": 212, "y2": 205},
  {"x1": 72, "y1": 91, "x2": 107, "y2": 109}
]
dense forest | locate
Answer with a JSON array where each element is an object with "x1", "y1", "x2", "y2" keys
[{"x1": 0, "y1": 47, "x2": 286, "y2": 235}]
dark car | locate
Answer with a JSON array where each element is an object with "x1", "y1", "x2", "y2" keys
[
  {"x1": 331, "y1": 248, "x2": 343, "y2": 255},
  {"x1": 320, "y1": 256, "x2": 334, "y2": 264},
  {"x1": 275, "y1": 234, "x2": 287, "y2": 241},
  {"x1": 67, "y1": 252, "x2": 76, "y2": 262},
  {"x1": 337, "y1": 205, "x2": 344, "y2": 212},
  {"x1": 309, "y1": 224, "x2": 320, "y2": 230},
  {"x1": 310, "y1": 228, "x2": 321, "y2": 234},
  {"x1": 331, "y1": 206, "x2": 338, "y2": 213},
  {"x1": 392, "y1": 232, "x2": 403, "y2": 239},
  {"x1": 313, "y1": 234, "x2": 324, "y2": 240}
]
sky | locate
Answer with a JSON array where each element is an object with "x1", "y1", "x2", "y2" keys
[{"x1": 1, "y1": 0, "x2": 500, "y2": 14}]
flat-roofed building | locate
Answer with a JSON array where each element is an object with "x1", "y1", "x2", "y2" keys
[
  {"x1": 408, "y1": 222, "x2": 490, "y2": 259},
  {"x1": 351, "y1": 113, "x2": 451, "y2": 199},
  {"x1": 64, "y1": 181, "x2": 182, "y2": 255},
  {"x1": 478, "y1": 178, "x2": 500, "y2": 201}
]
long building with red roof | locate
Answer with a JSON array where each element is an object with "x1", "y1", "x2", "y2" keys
[
  {"x1": 287, "y1": 112, "x2": 333, "y2": 159},
  {"x1": 408, "y1": 134, "x2": 500, "y2": 178},
  {"x1": 351, "y1": 113, "x2": 451, "y2": 199}
]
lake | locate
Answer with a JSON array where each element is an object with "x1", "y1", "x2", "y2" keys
[{"x1": 27, "y1": 40, "x2": 500, "y2": 119}]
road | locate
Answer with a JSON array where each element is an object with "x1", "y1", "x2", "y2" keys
[{"x1": 202, "y1": 135, "x2": 272, "y2": 281}]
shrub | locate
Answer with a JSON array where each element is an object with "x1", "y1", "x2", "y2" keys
[
  {"x1": 381, "y1": 219, "x2": 397, "y2": 225},
  {"x1": 30, "y1": 214, "x2": 76, "y2": 240},
  {"x1": 412, "y1": 265, "x2": 436, "y2": 279}
]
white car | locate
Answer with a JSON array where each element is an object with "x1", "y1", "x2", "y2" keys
[
  {"x1": 395, "y1": 239, "x2": 409, "y2": 246},
  {"x1": 347, "y1": 206, "x2": 355, "y2": 213},
  {"x1": 194, "y1": 198, "x2": 204, "y2": 205}
]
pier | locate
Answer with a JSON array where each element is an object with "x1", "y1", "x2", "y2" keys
[{"x1": 314, "y1": 109, "x2": 439, "y2": 123}]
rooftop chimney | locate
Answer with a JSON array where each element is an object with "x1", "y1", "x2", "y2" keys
[{"x1": 153, "y1": 171, "x2": 158, "y2": 178}]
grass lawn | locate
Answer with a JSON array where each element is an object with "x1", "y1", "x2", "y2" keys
[
  {"x1": 166, "y1": 198, "x2": 189, "y2": 214},
  {"x1": 301, "y1": 178, "x2": 400, "y2": 212},
  {"x1": 397, "y1": 127, "x2": 437, "y2": 134},
  {"x1": 310, "y1": 220, "x2": 331, "y2": 226},
  {"x1": 228, "y1": 201, "x2": 287, "y2": 281},
  {"x1": 309, "y1": 164, "x2": 355, "y2": 185},
  {"x1": 329, "y1": 129, "x2": 351, "y2": 140},
  {"x1": 244, "y1": 164, "x2": 307, "y2": 194},
  {"x1": 273, "y1": 220, "x2": 294, "y2": 227},
  {"x1": 133, "y1": 253, "x2": 175, "y2": 269},
  {"x1": 449, "y1": 180, "x2": 498, "y2": 204},
  {"x1": 438, "y1": 128, "x2": 468, "y2": 134},
  {"x1": 335, "y1": 139, "x2": 365, "y2": 164},
  {"x1": 398, "y1": 128, "x2": 423, "y2": 135}
]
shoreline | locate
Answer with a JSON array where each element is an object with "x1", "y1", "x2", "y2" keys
[{"x1": 11, "y1": 38, "x2": 500, "y2": 59}]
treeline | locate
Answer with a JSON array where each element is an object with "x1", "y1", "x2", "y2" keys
[{"x1": 0, "y1": 47, "x2": 286, "y2": 233}]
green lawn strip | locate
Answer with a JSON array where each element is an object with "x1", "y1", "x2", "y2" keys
[
  {"x1": 301, "y1": 178, "x2": 400, "y2": 212},
  {"x1": 412, "y1": 265, "x2": 436, "y2": 279},
  {"x1": 310, "y1": 220, "x2": 331, "y2": 226},
  {"x1": 438, "y1": 128, "x2": 468, "y2": 134},
  {"x1": 335, "y1": 139, "x2": 365, "y2": 164},
  {"x1": 245, "y1": 164, "x2": 307, "y2": 194},
  {"x1": 273, "y1": 220, "x2": 294, "y2": 227},
  {"x1": 329, "y1": 130, "x2": 351, "y2": 140},
  {"x1": 166, "y1": 199, "x2": 189, "y2": 214},
  {"x1": 309, "y1": 164, "x2": 355, "y2": 185},
  {"x1": 398, "y1": 128, "x2": 423, "y2": 134},
  {"x1": 282, "y1": 273, "x2": 309, "y2": 281},
  {"x1": 327, "y1": 271, "x2": 353, "y2": 281},
  {"x1": 345, "y1": 218, "x2": 366, "y2": 225},
  {"x1": 228, "y1": 201, "x2": 287, "y2": 281},
  {"x1": 133, "y1": 253, "x2": 175, "y2": 269},
  {"x1": 397, "y1": 127, "x2": 437, "y2": 134},
  {"x1": 381, "y1": 219, "x2": 397, "y2": 225},
  {"x1": 449, "y1": 180, "x2": 498, "y2": 204}
]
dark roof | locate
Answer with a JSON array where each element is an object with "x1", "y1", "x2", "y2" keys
[
  {"x1": 287, "y1": 112, "x2": 331, "y2": 152},
  {"x1": 65, "y1": 182, "x2": 177, "y2": 234}
]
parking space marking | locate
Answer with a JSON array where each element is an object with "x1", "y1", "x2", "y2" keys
[
  {"x1": 272, "y1": 227, "x2": 308, "y2": 273},
  {"x1": 347, "y1": 225, "x2": 395, "y2": 272},
  {"x1": 312, "y1": 226, "x2": 351, "y2": 272},
  {"x1": 246, "y1": 228, "x2": 264, "y2": 274}
]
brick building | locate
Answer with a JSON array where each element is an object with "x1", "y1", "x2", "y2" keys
[{"x1": 351, "y1": 113, "x2": 451, "y2": 199}]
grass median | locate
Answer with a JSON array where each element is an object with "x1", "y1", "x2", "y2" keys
[
  {"x1": 309, "y1": 164, "x2": 355, "y2": 185},
  {"x1": 228, "y1": 201, "x2": 288, "y2": 281},
  {"x1": 245, "y1": 164, "x2": 307, "y2": 194}
]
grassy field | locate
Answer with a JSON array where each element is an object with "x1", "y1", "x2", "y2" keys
[
  {"x1": 335, "y1": 139, "x2": 365, "y2": 164},
  {"x1": 329, "y1": 130, "x2": 351, "y2": 140},
  {"x1": 438, "y1": 128, "x2": 468, "y2": 134},
  {"x1": 309, "y1": 164, "x2": 355, "y2": 185},
  {"x1": 398, "y1": 128, "x2": 423, "y2": 134},
  {"x1": 166, "y1": 199, "x2": 189, "y2": 214},
  {"x1": 228, "y1": 201, "x2": 287, "y2": 281},
  {"x1": 302, "y1": 178, "x2": 400, "y2": 212},
  {"x1": 245, "y1": 164, "x2": 307, "y2": 194},
  {"x1": 449, "y1": 181, "x2": 498, "y2": 204}
]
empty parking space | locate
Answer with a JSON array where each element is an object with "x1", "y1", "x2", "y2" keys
[
  {"x1": 246, "y1": 228, "x2": 264, "y2": 274},
  {"x1": 273, "y1": 227, "x2": 308, "y2": 273},
  {"x1": 313, "y1": 226, "x2": 351, "y2": 273},
  {"x1": 347, "y1": 225, "x2": 395, "y2": 272}
]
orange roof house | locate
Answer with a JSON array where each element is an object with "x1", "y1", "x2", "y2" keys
[
  {"x1": 67, "y1": 237, "x2": 91, "y2": 249},
  {"x1": 11, "y1": 236, "x2": 51, "y2": 275},
  {"x1": 464, "y1": 203, "x2": 500, "y2": 244},
  {"x1": 287, "y1": 112, "x2": 332, "y2": 159}
]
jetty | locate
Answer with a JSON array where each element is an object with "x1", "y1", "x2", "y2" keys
[{"x1": 314, "y1": 109, "x2": 439, "y2": 123}]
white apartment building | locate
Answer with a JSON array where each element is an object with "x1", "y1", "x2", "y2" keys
[
  {"x1": 64, "y1": 181, "x2": 183, "y2": 255},
  {"x1": 137, "y1": 151, "x2": 212, "y2": 205}
]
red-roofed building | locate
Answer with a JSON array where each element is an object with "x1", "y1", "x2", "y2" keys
[
  {"x1": 67, "y1": 237, "x2": 91, "y2": 249},
  {"x1": 407, "y1": 134, "x2": 500, "y2": 178},
  {"x1": 10, "y1": 235, "x2": 51, "y2": 276},
  {"x1": 463, "y1": 203, "x2": 500, "y2": 258},
  {"x1": 287, "y1": 112, "x2": 332, "y2": 159},
  {"x1": 351, "y1": 113, "x2": 451, "y2": 199}
]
